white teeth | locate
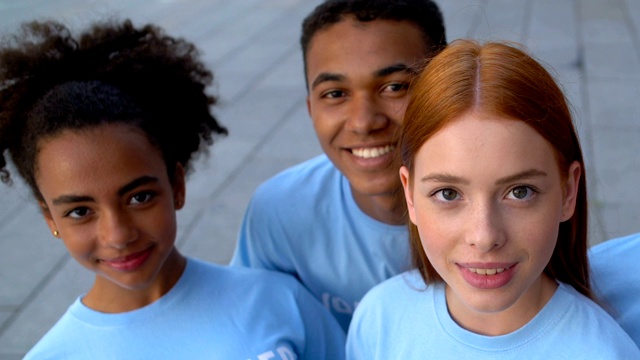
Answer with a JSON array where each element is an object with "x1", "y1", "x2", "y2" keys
[
  {"x1": 352, "y1": 144, "x2": 395, "y2": 159},
  {"x1": 468, "y1": 267, "x2": 505, "y2": 275}
]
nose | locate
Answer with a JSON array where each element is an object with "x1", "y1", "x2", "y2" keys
[
  {"x1": 344, "y1": 93, "x2": 389, "y2": 134},
  {"x1": 465, "y1": 200, "x2": 506, "y2": 252},
  {"x1": 99, "y1": 209, "x2": 138, "y2": 249}
]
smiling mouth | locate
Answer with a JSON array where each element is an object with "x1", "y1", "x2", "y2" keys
[
  {"x1": 102, "y1": 247, "x2": 153, "y2": 271},
  {"x1": 468, "y1": 267, "x2": 506, "y2": 275},
  {"x1": 351, "y1": 144, "x2": 395, "y2": 159}
]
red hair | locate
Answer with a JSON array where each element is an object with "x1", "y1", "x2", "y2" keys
[{"x1": 400, "y1": 40, "x2": 591, "y2": 299}]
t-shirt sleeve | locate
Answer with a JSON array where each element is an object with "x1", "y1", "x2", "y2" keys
[
  {"x1": 293, "y1": 279, "x2": 346, "y2": 360},
  {"x1": 229, "y1": 185, "x2": 290, "y2": 272},
  {"x1": 345, "y1": 290, "x2": 379, "y2": 359}
]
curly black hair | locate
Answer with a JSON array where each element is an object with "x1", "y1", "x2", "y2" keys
[
  {"x1": 301, "y1": 0, "x2": 447, "y2": 77},
  {"x1": 0, "y1": 19, "x2": 227, "y2": 201}
]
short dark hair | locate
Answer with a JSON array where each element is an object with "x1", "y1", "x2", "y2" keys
[
  {"x1": 301, "y1": 0, "x2": 447, "y2": 75},
  {"x1": 0, "y1": 20, "x2": 227, "y2": 200}
]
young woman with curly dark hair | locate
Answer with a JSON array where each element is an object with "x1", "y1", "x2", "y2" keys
[{"x1": 0, "y1": 19, "x2": 345, "y2": 359}]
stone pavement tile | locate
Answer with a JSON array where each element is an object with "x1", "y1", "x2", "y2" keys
[
  {"x1": 178, "y1": 199, "x2": 241, "y2": 265},
  {"x1": 0, "y1": 259, "x2": 91, "y2": 356},
  {"x1": 472, "y1": 0, "x2": 530, "y2": 42},
  {"x1": 438, "y1": 0, "x2": 484, "y2": 41},
  {"x1": 580, "y1": 0, "x2": 633, "y2": 44},
  {"x1": 625, "y1": 0, "x2": 640, "y2": 45},
  {"x1": 0, "y1": 312, "x2": 9, "y2": 332},
  {"x1": 255, "y1": 105, "x2": 322, "y2": 161},
  {"x1": 0, "y1": 175, "x2": 32, "y2": 229},
  {"x1": 598, "y1": 201, "x2": 640, "y2": 241},
  {"x1": 588, "y1": 204, "x2": 608, "y2": 246},
  {"x1": 218, "y1": 86, "x2": 306, "y2": 143},
  {"x1": 583, "y1": 42, "x2": 640, "y2": 81},
  {"x1": 197, "y1": 0, "x2": 298, "y2": 66},
  {"x1": 589, "y1": 128, "x2": 640, "y2": 233},
  {"x1": 258, "y1": 44, "x2": 307, "y2": 90},
  {"x1": 0, "y1": 203, "x2": 65, "y2": 306},
  {"x1": 579, "y1": 0, "x2": 640, "y2": 81},
  {"x1": 588, "y1": 80, "x2": 640, "y2": 130},
  {"x1": 528, "y1": 0, "x2": 578, "y2": 66}
]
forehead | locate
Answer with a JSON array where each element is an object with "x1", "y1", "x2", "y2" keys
[
  {"x1": 414, "y1": 114, "x2": 559, "y2": 177},
  {"x1": 35, "y1": 124, "x2": 166, "y2": 194},
  {"x1": 305, "y1": 18, "x2": 429, "y2": 85}
]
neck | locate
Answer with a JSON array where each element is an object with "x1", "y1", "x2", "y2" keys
[{"x1": 351, "y1": 186, "x2": 406, "y2": 225}]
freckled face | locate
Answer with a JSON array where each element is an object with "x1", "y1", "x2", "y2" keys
[
  {"x1": 306, "y1": 18, "x2": 429, "y2": 217},
  {"x1": 400, "y1": 114, "x2": 580, "y2": 334},
  {"x1": 35, "y1": 123, "x2": 185, "y2": 295}
]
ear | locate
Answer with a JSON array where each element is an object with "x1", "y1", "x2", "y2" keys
[
  {"x1": 306, "y1": 96, "x2": 312, "y2": 117},
  {"x1": 560, "y1": 161, "x2": 581, "y2": 222},
  {"x1": 399, "y1": 166, "x2": 418, "y2": 225},
  {"x1": 173, "y1": 163, "x2": 186, "y2": 210},
  {"x1": 39, "y1": 201, "x2": 59, "y2": 236}
]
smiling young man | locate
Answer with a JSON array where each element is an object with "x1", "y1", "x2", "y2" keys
[{"x1": 230, "y1": 0, "x2": 447, "y2": 331}]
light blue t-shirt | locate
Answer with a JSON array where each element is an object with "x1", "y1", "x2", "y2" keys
[
  {"x1": 231, "y1": 155, "x2": 410, "y2": 331},
  {"x1": 347, "y1": 270, "x2": 640, "y2": 359},
  {"x1": 25, "y1": 257, "x2": 346, "y2": 359},
  {"x1": 590, "y1": 232, "x2": 640, "y2": 346}
]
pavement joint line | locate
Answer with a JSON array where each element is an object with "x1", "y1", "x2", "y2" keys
[
  {"x1": 521, "y1": 0, "x2": 533, "y2": 42},
  {"x1": 573, "y1": 0, "x2": 607, "y2": 240},
  {"x1": 0, "y1": 253, "x2": 71, "y2": 338},
  {"x1": 621, "y1": 0, "x2": 640, "y2": 64}
]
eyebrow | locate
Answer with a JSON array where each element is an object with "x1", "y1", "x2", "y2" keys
[
  {"x1": 494, "y1": 169, "x2": 548, "y2": 185},
  {"x1": 51, "y1": 176, "x2": 160, "y2": 205},
  {"x1": 420, "y1": 169, "x2": 548, "y2": 186},
  {"x1": 421, "y1": 173, "x2": 469, "y2": 185},
  {"x1": 310, "y1": 63, "x2": 416, "y2": 90}
]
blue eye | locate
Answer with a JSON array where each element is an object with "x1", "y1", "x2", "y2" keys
[
  {"x1": 434, "y1": 188, "x2": 459, "y2": 201},
  {"x1": 507, "y1": 186, "x2": 535, "y2": 200}
]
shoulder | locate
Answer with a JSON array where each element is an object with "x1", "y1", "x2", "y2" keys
[
  {"x1": 347, "y1": 272, "x2": 435, "y2": 357},
  {"x1": 589, "y1": 232, "x2": 640, "y2": 264},
  {"x1": 190, "y1": 257, "x2": 303, "y2": 292},
  {"x1": 252, "y1": 155, "x2": 340, "y2": 200},
  {"x1": 552, "y1": 283, "x2": 640, "y2": 356},
  {"x1": 24, "y1": 300, "x2": 85, "y2": 359},
  {"x1": 353, "y1": 270, "x2": 430, "y2": 324}
]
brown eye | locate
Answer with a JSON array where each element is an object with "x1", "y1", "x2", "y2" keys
[{"x1": 130, "y1": 191, "x2": 156, "y2": 205}]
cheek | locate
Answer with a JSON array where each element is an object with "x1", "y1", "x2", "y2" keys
[
  {"x1": 61, "y1": 234, "x2": 95, "y2": 260},
  {"x1": 384, "y1": 98, "x2": 409, "y2": 125},
  {"x1": 312, "y1": 111, "x2": 342, "y2": 137},
  {"x1": 413, "y1": 204, "x2": 455, "y2": 261},
  {"x1": 150, "y1": 204, "x2": 178, "y2": 243}
]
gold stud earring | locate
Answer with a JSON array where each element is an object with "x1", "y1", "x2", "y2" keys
[{"x1": 53, "y1": 230, "x2": 59, "y2": 237}]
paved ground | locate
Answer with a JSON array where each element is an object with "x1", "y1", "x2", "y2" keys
[{"x1": 0, "y1": 0, "x2": 638, "y2": 357}]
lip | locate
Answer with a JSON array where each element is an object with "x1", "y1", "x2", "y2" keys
[
  {"x1": 101, "y1": 246, "x2": 153, "y2": 272},
  {"x1": 457, "y1": 262, "x2": 518, "y2": 289}
]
